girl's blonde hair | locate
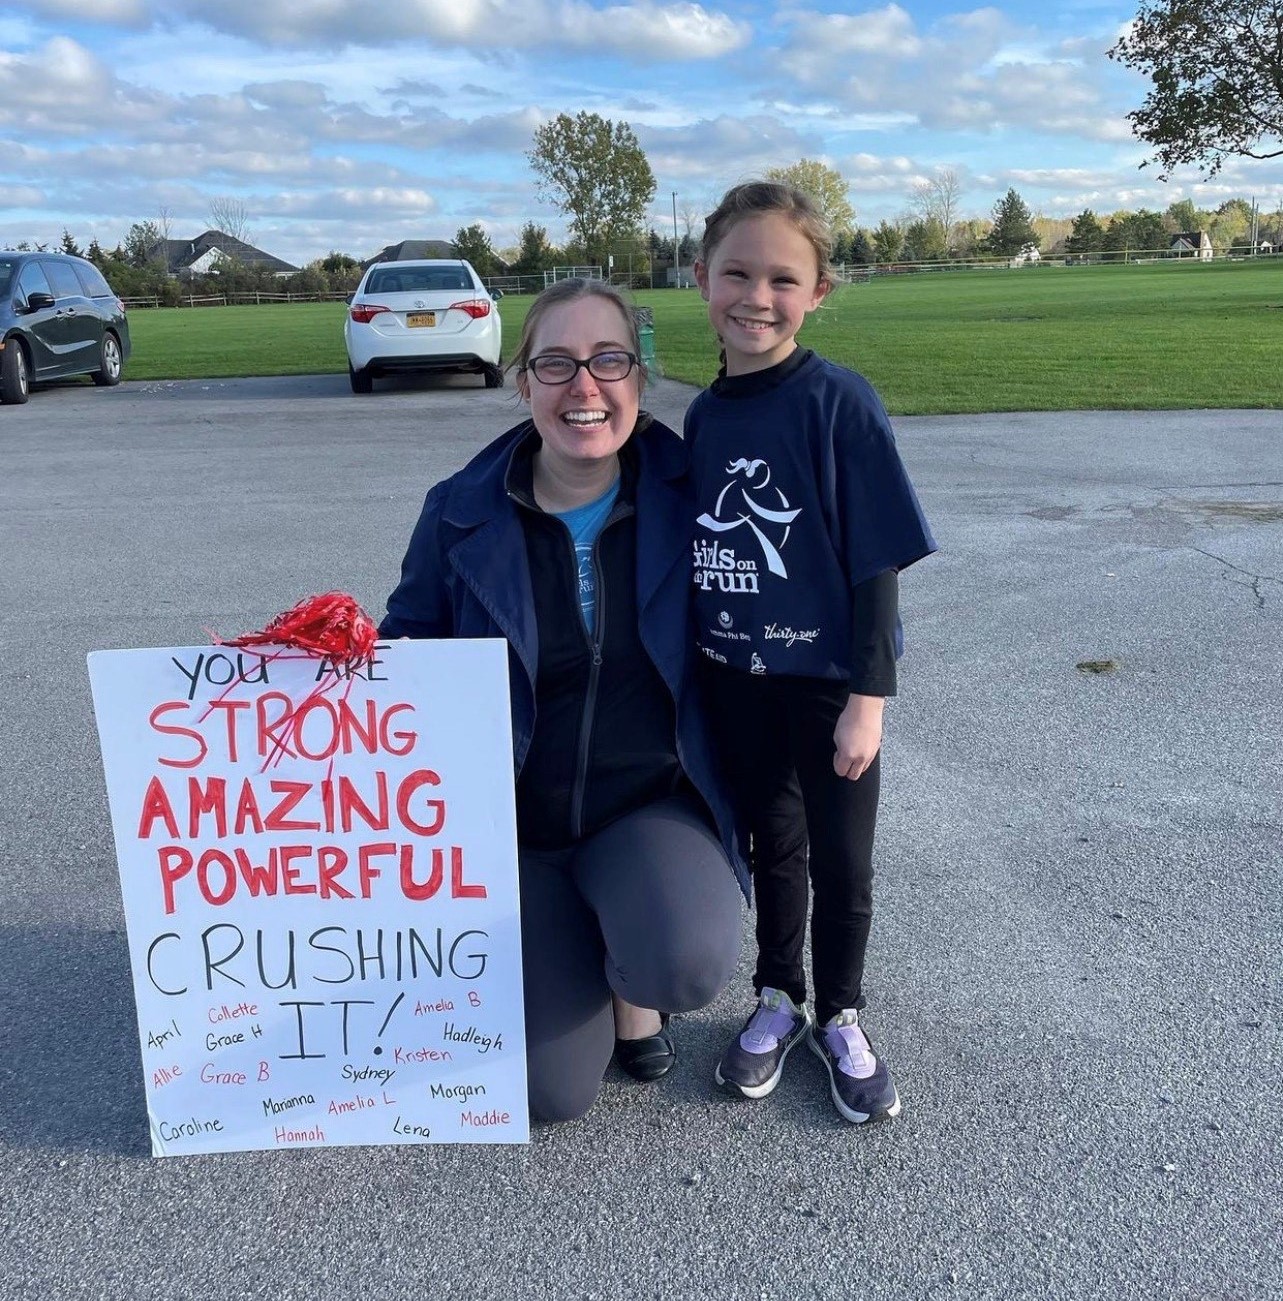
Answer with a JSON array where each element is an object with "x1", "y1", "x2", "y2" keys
[
  {"x1": 699, "y1": 180, "x2": 836, "y2": 288},
  {"x1": 509, "y1": 277, "x2": 647, "y2": 390}
]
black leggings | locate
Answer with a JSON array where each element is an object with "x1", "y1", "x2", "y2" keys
[
  {"x1": 518, "y1": 794, "x2": 743, "y2": 1123},
  {"x1": 701, "y1": 668, "x2": 881, "y2": 1026}
]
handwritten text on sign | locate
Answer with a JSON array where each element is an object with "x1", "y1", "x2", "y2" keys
[{"x1": 88, "y1": 639, "x2": 527, "y2": 1155}]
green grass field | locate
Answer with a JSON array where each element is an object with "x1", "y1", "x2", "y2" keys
[{"x1": 125, "y1": 259, "x2": 1283, "y2": 415}]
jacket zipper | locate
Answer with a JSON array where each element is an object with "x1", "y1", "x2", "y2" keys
[{"x1": 569, "y1": 530, "x2": 606, "y2": 840}]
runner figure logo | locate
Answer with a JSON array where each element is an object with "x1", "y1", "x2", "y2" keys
[{"x1": 697, "y1": 459, "x2": 801, "y2": 580}]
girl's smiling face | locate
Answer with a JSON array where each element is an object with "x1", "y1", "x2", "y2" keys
[
  {"x1": 695, "y1": 211, "x2": 830, "y2": 375},
  {"x1": 518, "y1": 295, "x2": 640, "y2": 475}
]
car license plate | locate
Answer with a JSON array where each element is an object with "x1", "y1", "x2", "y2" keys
[{"x1": 406, "y1": 312, "x2": 436, "y2": 327}]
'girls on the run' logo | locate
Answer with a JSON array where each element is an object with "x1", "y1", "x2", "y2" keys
[{"x1": 694, "y1": 458, "x2": 801, "y2": 593}]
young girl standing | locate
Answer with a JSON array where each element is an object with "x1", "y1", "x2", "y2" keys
[{"x1": 689, "y1": 181, "x2": 936, "y2": 1123}]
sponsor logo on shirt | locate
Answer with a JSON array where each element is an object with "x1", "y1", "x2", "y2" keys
[
  {"x1": 763, "y1": 623, "x2": 820, "y2": 648},
  {"x1": 694, "y1": 458, "x2": 800, "y2": 593}
]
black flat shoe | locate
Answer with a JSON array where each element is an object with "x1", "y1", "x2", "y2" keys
[{"x1": 614, "y1": 1013, "x2": 675, "y2": 1082}]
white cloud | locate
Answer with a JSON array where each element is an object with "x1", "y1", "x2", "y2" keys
[
  {"x1": 0, "y1": 184, "x2": 47, "y2": 207},
  {"x1": 163, "y1": 0, "x2": 750, "y2": 59},
  {"x1": 17, "y1": 0, "x2": 152, "y2": 23},
  {"x1": 638, "y1": 114, "x2": 819, "y2": 182},
  {"x1": 772, "y1": 4, "x2": 1130, "y2": 143}
]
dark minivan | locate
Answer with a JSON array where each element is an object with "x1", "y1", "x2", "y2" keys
[{"x1": 0, "y1": 251, "x2": 132, "y2": 404}]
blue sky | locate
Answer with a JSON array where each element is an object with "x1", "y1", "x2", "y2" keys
[{"x1": 3, "y1": 0, "x2": 1280, "y2": 266}]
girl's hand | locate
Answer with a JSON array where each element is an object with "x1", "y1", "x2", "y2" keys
[{"x1": 833, "y1": 693, "x2": 884, "y2": 781}]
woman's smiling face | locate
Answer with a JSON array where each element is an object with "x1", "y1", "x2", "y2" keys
[{"x1": 518, "y1": 295, "x2": 641, "y2": 474}]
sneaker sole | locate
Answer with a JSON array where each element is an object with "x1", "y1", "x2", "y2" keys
[
  {"x1": 807, "y1": 1034, "x2": 902, "y2": 1124},
  {"x1": 714, "y1": 1021, "x2": 811, "y2": 1100}
]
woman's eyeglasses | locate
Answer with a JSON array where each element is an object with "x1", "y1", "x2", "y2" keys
[{"x1": 524, "y1": 351, "x2": 638, "y2": 385}]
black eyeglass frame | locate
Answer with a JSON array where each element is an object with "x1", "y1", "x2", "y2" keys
[{"x1": 522, "y1": 351, "x2": 640, "y2": 385}]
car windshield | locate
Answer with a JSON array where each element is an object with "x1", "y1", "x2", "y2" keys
[
  {"x1": 0, "y1": 261, "x2": 14, "y2": 299},
  {"x1": 366, "y1": 266, "x2": 472, "y2": 295}
]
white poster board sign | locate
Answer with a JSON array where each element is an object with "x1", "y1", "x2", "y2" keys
[{"x1": 88, "y1": 638, "x2": 527, "y2": 1155}]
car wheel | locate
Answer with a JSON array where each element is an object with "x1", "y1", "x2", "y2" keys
[
  {"x1": 0, "y1": 339, "x2": 30, "y2": 405},
  {"x1": 349, "y1": 364, "x2": 374, "y2": 394},
  {"x1": 484, "y1": 363, "x2": 505, "y2": 389},
  {"x1": 92, "y1": 332, "x2": 124, "y2": 386}
]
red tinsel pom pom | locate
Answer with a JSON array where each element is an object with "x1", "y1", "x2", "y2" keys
[{"x1": 220, "y1": 592, "x2": 378, "y2": 659}]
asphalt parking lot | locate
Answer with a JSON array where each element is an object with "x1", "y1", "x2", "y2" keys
[{"x1": 2, "y1": 373, "x2": 1280, "y2": 1300}]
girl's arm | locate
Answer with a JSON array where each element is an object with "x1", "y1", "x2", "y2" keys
[
  {"x1": 834, "y1": 568, "x2": 898, "y2": 780},
  {"x1": 834, "y1": 693, "x2": 884, "y2": 782}
]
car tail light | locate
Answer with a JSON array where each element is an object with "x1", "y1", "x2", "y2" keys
[
  {"x1": 350, "y1": 303, "x2": 390, "y2": 324},
  {"x1": 116, "y1": 298, "x2": 127, "y2": 314},
  {"x1": 449, "y1": 298, "x2": 491, "y2": 319}
]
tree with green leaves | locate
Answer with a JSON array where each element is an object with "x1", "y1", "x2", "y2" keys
[
  {"x1": 1065, "y1": 210, "x2": 1105, "y2": 254},
  {"x1": 1102, "y1": 209, "x2": 1169, "y2": 257},
  {"x1": 764, "y1": 159, "x2": 856, "y2": 236},
  {"x1": 871, "y1": 220, "x2": 903, "y2": 263},
  {"x1": 60, "y1": 230, "x2": 83, "y2": 257},
  {"x1": 528, "y1": 112, "x2": 655, "y2": 267},
  {"x1": 512, "y1": 221, "x2": 556, "y2": 276},
  {"x1": 1209, "y1": 197, "x2": 1253, "y2": 249},
  {"x1": 1109, "y1": 0, "x2": 1283, "y2": 177},
  {"x1": 1165, "y1": 198, "x2": 1205, "y2": 231},
  {"x1": 848, "y1": 230, "x2": 874, "y2": 266},
  {"x1": 320, "y1": 251, "x2": 359, "y2": 275},
  {"x1": 902, "y1": 217, "x2": 947, "y2": 262},
  {"x1": 124, "y1": 220, "x2": 166, "y2": 269},
  {"x1": 981, "y1": 189, "x2": 1039, "y2": 256},
  {"x1": 453, "y1": 224, "x2": 500, "y2": 276}
]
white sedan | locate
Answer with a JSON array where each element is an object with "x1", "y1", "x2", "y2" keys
[{"x1": 344, "y1": 259, "x2": 503, "y2": 393}]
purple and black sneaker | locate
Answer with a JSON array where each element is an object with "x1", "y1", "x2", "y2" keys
[
  {"x1": 809, "y1": 1010, "x2": 901, "y2": 1123},
  {"x1": 714, "y1": 987, "x2": 813, "y2": 1099}
]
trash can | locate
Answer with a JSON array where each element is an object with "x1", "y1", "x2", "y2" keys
[{"x1": 633, "y1": 307, "x2": 660, "y2": 378}]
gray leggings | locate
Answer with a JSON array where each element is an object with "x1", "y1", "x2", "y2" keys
[{"x1": 518, "y1": 794, "x2": 743, "y2": 1123}]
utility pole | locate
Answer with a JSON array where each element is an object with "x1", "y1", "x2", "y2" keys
[{"x1": 672, "y1": 191, "x2": 680, "y2": 285}]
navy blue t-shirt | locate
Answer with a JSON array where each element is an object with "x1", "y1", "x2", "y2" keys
[{"x1": 685, "y1": 350, "x2": 936, "y2": 681}]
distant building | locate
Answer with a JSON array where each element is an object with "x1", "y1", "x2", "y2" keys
[
  {"x1": 162, "y1": 231, "x2": 297, "y2": 278},
  {"x1": 1169, "y1": 231, "x2": 1213, "y2": 260},
  {"x1": 361, "y1": 239, "x2": 457, "y2": 269}
]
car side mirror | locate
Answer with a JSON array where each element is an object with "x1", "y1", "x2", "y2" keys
[
  {"x1": 490, "y1": 289, "x2": 504, "y2": 301},
  {"x1": 26, "y1": 291, "x2": 56, "y2": 311}
]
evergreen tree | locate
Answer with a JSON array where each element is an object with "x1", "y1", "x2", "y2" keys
[
  {"x1": 871, "y1": 220, "x2": 903, "y2": 263},
  {"x1": 60, "y1": 230, "x2": 83, "y2": 257},
  {"x1": 511, "y1": 221, "x2": 556, "y2": 276},
  {"x1": 981, "y1": 189, "x2": 1039, "y2": 256},
  {"x1": 902, "y1": 217, "x2": 947, "y2": 261},
  {"x1": 849, "y1": 230, "x2": 874, "y2": 265},
  {"x1": 1065, "y1": 210, "x2": 1104, "y2": 254},
  {"x1": 1102, "y1": 209, "x2": 1168, "y2": 257},
  {"x1": 452, "y1": 224, "x2": 499, "y2": 277}
]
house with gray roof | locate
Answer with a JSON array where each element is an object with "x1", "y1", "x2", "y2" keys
[
  {"x1": 361, "y1": 239, "x2": 457, "y2": 269},
  {"x1": 1169, "y1": 231, "x2": 1213, "y2": 260},
  {"x1": 164, "y1": 231, "x2": 298, "y2": 278}
]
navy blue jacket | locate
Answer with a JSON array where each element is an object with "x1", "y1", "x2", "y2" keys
[{"x1": 381, "y1": 415, "x2": 749, "y2": 899}]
